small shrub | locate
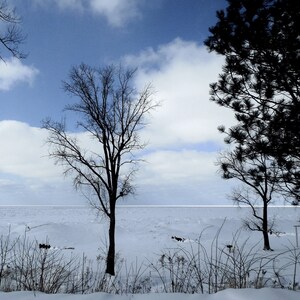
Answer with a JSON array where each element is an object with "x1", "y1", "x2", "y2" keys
[{"x1": 150, "y1": 222, "x2": 300, "y2": 294}]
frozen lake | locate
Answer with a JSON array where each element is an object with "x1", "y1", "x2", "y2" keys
[{"x1": 0, "y1": 205, "x2": 299, "y2": 264}]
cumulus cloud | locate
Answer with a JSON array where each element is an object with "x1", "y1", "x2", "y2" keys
[
  {"x1": 120, "y1": 38, "x2": 237, "y2": 204},
  {"x1": 124, "y1": 38, "x2": 235, "y2": 149},
  {"x1": 33, "y1": 0, "x2": 141, "y2": 27},
  {"x1": 0, "y1": 120, "x2": 103, "y2": 205},
  {"x1": 0, "y1": 120, "x2": 61, "y2": 180},
  {"x1": 0, "y1": 58, "x2": 39, "y2": 91},
  {"x1": 0, "y1": 120, "x2": 99, "y2": 181}
]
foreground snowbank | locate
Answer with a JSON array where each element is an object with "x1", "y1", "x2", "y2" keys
[{"x1": 0, "y1": 288, "x2": 299, "y2": 300}]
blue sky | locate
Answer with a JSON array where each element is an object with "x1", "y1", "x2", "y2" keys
[{"x1": 0, "y1": 0, "x2": 236, "y2": 205}]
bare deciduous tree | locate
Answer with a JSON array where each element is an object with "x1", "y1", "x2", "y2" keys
[
  {"x1": 218, "y1": 144, "x2": 280, "y2": 250},
  {"x1": 0, "y1": 1, "x2": 26, "y2": 61},
  {"x1": 44, "y1": 64, "x2": 157, "y2": 276}
]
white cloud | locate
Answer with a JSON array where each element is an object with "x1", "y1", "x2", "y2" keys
[
  {"x1": 0, "y1": 120, "x2": 105, "y2": 205},
  {"x1": 0, "y1": 58, "x2": 39, "y2": 91},
  {"x1": 90, "y1": 0, "x2": 141, "y2": 27},
  {"x1": 0, "y1": 120, "x2": 100, "y2": 181},
  {"x1": 138, "y1": 150, "x2": 218, "y2": 186},
  {"x1": 120, "y1": 38, "x2": 238, "y2": 204},
  {"x1": 33, "y1": 0, "x2": 141, "y2": 27},
  {"x1": 132, "y1": 149, "x2": 234, "y2": 205},
  {"x1": 125, "y1": 38, "x2": 235, "y2": 149},
  {"x1": 0, "y1": 120, "x2": 61, "y2": 180}
]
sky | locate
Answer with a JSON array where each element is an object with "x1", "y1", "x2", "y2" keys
[{"x1": 0, "y1": 0, "x2": 237, "y2": 206}]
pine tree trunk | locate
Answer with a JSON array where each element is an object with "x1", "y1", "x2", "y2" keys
[{"x1": 106, "y1": 211, "x2": 116, "y2": 276}]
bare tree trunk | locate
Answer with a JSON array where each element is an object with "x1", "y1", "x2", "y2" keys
[
  {"x1": 106, "y1": 205, "x2": 116, "y2": 276},
  {"x1": 262, "y1": 201, "x2": 271, "y2": 250}
]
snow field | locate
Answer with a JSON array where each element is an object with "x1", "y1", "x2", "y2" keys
[{"x1": 0, "y1": 205, "x2": 299, "y2": 299}]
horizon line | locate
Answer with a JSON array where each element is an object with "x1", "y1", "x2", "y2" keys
[{"x1": 0, "y1": 204, "x2": 298, "y2": 208}]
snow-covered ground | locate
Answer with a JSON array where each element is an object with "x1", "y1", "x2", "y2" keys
[
  {"x1": 0, "y1": 205, "x2": 299, "y2": 300},
  {"x1": 0, "y1": 287, "x2": 299, "y2": 300}
]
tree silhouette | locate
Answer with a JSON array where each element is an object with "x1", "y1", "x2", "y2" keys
[
  {"x1": 44, "y1": 64, "x2": 157, "y2": 275},
  {"x1": 205, "y1": 0, "x2": 300, "y2": 249}
]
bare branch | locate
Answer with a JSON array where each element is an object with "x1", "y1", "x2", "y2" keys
[{"x1": 0, "y1": 1, "x2": 26, "y2": 60}]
